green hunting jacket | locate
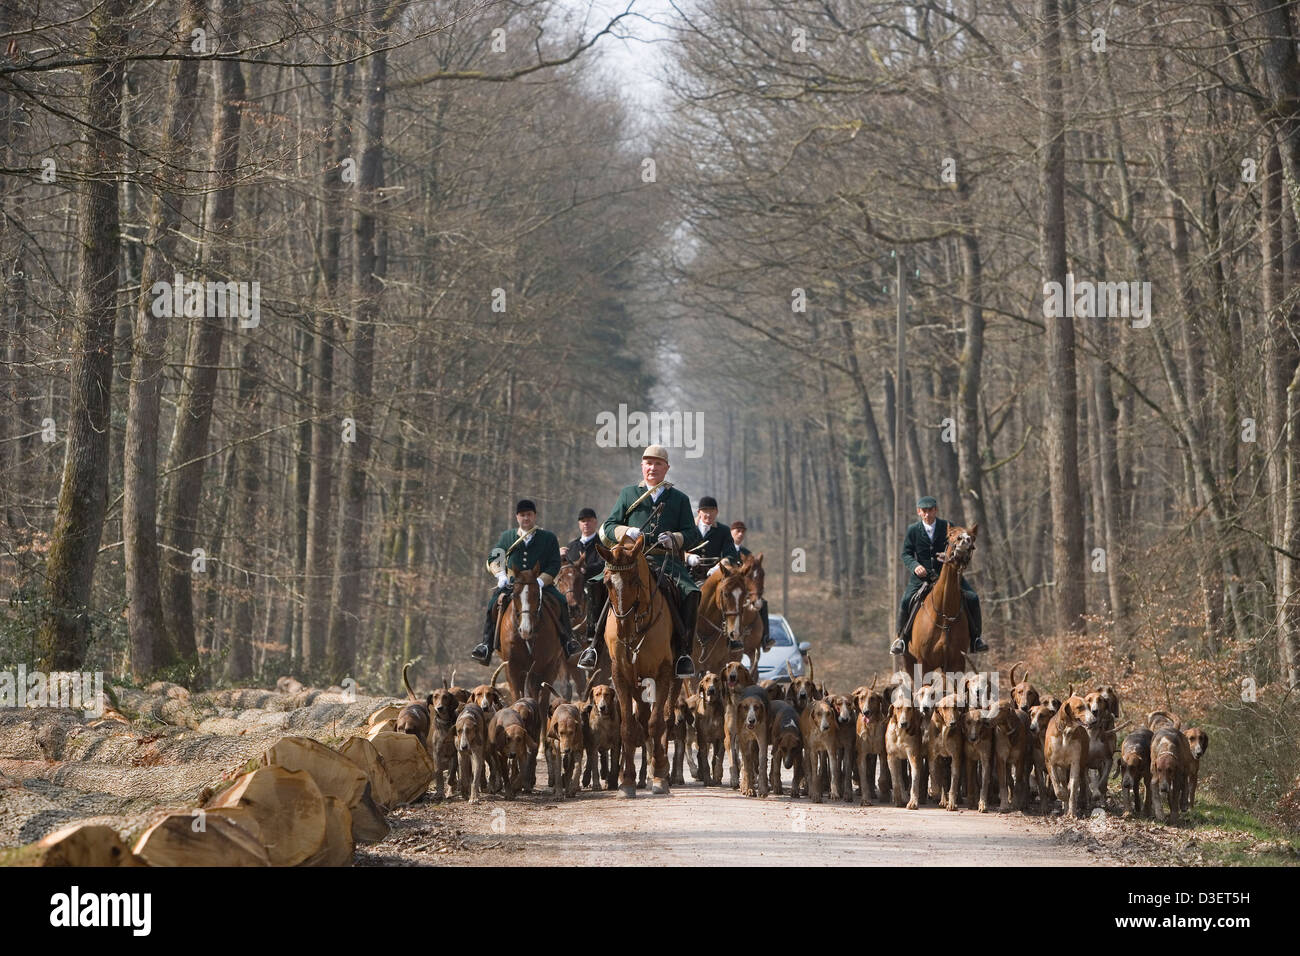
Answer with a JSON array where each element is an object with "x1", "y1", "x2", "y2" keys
[
  {"x1": 600, "y1": 482, "x2": 703, "y2": 594},
  {"x1": 902, "y1": 518, "x2": 950, "y2": 580},
  {"x1": 489, "y1": 527, "x2": 562, "y2": 586}
]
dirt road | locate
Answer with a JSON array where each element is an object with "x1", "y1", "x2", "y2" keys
[{"x1": 357, "y1": 763, "x2": 1113, "y2": 866}]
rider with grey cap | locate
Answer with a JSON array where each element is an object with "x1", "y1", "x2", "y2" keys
[{"x1": 578, "y1": 445, "x2": 703, "y2": 678}]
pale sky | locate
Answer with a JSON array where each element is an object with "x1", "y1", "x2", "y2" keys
[{"x1": 575, "y1": 0, "x2": 678, "y2": 119}]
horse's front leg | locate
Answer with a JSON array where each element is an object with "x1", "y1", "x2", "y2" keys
[
  {"x1": 612, "y1": 668, "x2": 638, "y2": 798},
  {"x1": 649, "y1": 667, "x2": 671, "y2": 794}
]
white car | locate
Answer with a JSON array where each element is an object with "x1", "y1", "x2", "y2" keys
[{"x1": 741, "y1": 614, "x2": 811, "y2": 684}]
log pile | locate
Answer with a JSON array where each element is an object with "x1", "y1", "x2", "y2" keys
[{"x1": 1, "y1": 681, "x2": 441, "y2": 867}]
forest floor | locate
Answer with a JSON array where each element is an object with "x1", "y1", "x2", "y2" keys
[{"x1": 355, "y1": 751, "x2": 1119, "y2": 867}]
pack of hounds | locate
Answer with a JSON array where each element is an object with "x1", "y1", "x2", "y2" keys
[{"x1": 389, "y1": 660, "x2": 1208, "y2": 823}]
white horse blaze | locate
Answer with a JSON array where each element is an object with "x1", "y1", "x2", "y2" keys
[{"x1": 519, "y1": 585, "x2": 532, "y2": 636}]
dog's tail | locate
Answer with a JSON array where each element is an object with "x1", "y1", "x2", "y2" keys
[
  {"x1": 540, "y1": 681, "x2": 567, "y2": 703},
  {"x1": 490, "y1": 660, "x2": 507, "y2": 691},
  {"x1": 1009, "y1": 660, "x2": 1026, "y2": 687},
  {"x1": 402, "y1": 661, "x2": 418, "y2": 701}
]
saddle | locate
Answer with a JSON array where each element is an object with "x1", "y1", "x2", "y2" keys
[
  {"x1": 656, "y1": 576, "x2": 692, "y2": 643},
  {"x1": 899, "y1": 580, "x2": 933, "y2": 646},
  {"x1": 497, "y1": 587, "x2": 566, "y2": 639}
]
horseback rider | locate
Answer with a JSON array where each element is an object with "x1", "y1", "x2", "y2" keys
[
  {"x1": 890, "y1": 495, "x2": 987, "y2": 655},
  {"x1": 470, "y1": 499, "x2": 583, "y2": 665},
  {"x1": 730, "y1": 520, "x2": 751, "y2": 556},
  {"x1": 687, "y1": 496, "x2": 739, "y2": 584},
  {"x1": 576, "y1": 444, "x2": 703, "y2": 679},
  {"x1": 718, "y1": 514, "x2": 770, "y2": 651},
  {"x1": 565, "y1": 507, "x2": 607, "y2": 643}
]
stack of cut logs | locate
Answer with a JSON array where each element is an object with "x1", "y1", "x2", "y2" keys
[{"x1": 19, "y1": 703, "x2": 429, "y2": 867}]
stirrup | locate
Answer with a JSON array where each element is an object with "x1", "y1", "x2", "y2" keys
[
  {"x1": 470, "y1": 643, "x2": 492, "y2": 665},
  {"x1": 971, "y1": 636, "x2": 988, "y2": 653},
  {"x1": 577, "y1": 647, "x2": 598, "y2": 671},
  {"x1": 675, "y1": 656, "x2": 696, "y2": 678},
  {"x1": 890, "y1": 637, "x2": 906, "y2": 655}
]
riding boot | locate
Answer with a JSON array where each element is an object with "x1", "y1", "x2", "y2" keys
[
  {"x1": 759, "y1": 600, "x2": 772, "y2": 652},
  {"x1": 471, "y1": 602, "x2": 497, "y2": 665},
  {"x1": 676, "y1": 590, "x2": 700, "y2": 678},
  {"x1": 472, "y1": 585, "x2": 510, "y2": 664},
  {"x1": 965, "y1": 593, "x2": 986, "y2": 653},
  {"x1": 577, "y1": 593, "x2": 604, "y2": 671},
  {"x1": 554, "y1": 595, "x2": 582, "y2": 657},
  {"x1": 890, "y1": 599, "x2": 909, "y2": 655}
]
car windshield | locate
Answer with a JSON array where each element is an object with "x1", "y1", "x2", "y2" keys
[{"x1": 766, "y1": 617, "x2": 793, "y2": 647}]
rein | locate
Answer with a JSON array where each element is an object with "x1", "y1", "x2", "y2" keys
[
  {"x1": 930, "y1": 542, "x2": 972, "y2": 635},
  {"x1": 604, "y1": 552, "x2": 666, "y2": 659},
  {"x1": 697, "y1": 575, "x2": 743, "y2": 647}
]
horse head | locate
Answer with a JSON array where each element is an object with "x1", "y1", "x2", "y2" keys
[
  {"x1": 555, "y1": 557, "x2": 584, "y2": 615},
  {"x1": 941, "y1": 523, "x2": 979, "y2": 572},
  {"x1": 742, "y1": 553, "x2": 765, "y2": 601},
  {"x1": 510, "y1": 568, "x2": 542, "y2": 640},
  {"x1": 596, "y1": 534, "x2": 649, "y2": 631},
  {"x1": 715, "y1": 563, "x2": 749, "y2": 642}
]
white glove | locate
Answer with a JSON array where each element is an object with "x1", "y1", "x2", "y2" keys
[
  {"x1": 496, "y1": 573, "x2": 509, "y2": 588},
  {"x1": 687, "y1": 554, "x2": 701, "y2": 567},
  {"x1": 707, "y1": 563, "x2": 721, "y2": 576},
  {"x1": 657, "y1": 532, "x2": 675, "y2": 548},
  {"x1": 625, "y1": 527, "x2": 642, "y2": 541}
]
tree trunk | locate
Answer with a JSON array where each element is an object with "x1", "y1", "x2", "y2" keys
[
  {"x1": 327, "y1": 0, "x2": 396, "y2": 679},
  {"x1": 160, "y1": 0, "x2": 247, "y2": 674},
  {"x1": 1038, "y1": 0, "x2": 1086, "y2": 634},
  {"x1": 38, "y1": 0, "x2": 131, "y2": 670},
  {"x1": 303, "y1": 7, "x2": 354, "y2": 670},
  {"x1": 123, "y1": 0, "x2": 205, "y2": 679}
]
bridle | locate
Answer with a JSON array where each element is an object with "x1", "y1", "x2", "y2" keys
[
  {"x1": 603, "y1": 548, "x2": 664, "y2": 658},
  {"x1": 556, "y1": 562, "x2": 589, "y2": 633},
  {"x1": 504, "y1": 574, "x2": 552, "y2": 664},
  {"x1": 931, "y1": 531, "x2": 975, "y2": 634}
]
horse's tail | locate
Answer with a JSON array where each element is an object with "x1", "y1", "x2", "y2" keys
[{"x1": 402, "y1": 661, "x2": 418, "y2": 701}]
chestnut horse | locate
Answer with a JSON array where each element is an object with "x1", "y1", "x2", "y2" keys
[
  {"x1": 555, "y1": 556, "x2": 610, "y2": 691},
  {"x1": 496, "y1": 568, "x2": 564, "y2": 722},
  {"x1": 902, "y1": 523, "x2": 980, "y2": 678},
  {"x1": 691, "y1": 563, "x2": 746, "y2": 676},
  {"x1": 595, "y1": 535, "x2": 676, "y2": 797}
]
